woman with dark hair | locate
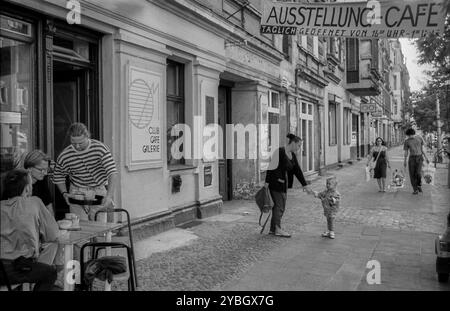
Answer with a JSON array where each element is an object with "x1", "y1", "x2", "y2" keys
[
  {"x1": 264, "y1": 133, "x2": 311, "y2": 237},
  {"x1": 0, "y1": 169, "x2": 60, "y2": 291},
  {"x1": 366, "y1": 137, "x2": 391, "y2": 192}
]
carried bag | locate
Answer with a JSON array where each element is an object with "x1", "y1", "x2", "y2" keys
[
  {"x1": 422, "y1": 163, "x2": 436, "y2": 185},
  {"x1": 367, "y1": 148, "x2": 382, "y2": 180},
  {"x1": 255, "y1": 186, "x2": 273, "y2": 234}
]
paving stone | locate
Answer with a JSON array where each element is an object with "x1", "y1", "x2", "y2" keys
[{"x1": 107, "y1": 146, "x2": 450, "y2": 291}]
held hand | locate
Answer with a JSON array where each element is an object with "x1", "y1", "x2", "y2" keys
[
  {"x1": 264, "y1": 183, "x2": 269, "y2": 189},
  {"x1": 102, "y1": 196, "x2": 114, "y2": 209},
  {"x1": 403, "y1": 161, "x2": 407, "y2": 168}
]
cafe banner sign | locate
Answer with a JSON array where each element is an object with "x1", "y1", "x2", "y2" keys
[{"x1": 260, "y1": 0, "x2": 446, "y2": 38}]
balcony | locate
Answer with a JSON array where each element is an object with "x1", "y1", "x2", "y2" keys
[
  {"x1": 296, "y1": 50, "x2": 328, "y2": 88},
  {"x1": 345, "y1": 70, "x2": 381, "y2": 96}
]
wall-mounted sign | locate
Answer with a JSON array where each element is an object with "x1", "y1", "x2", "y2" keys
[
  {"x1": 260, "y1": 0, "x2": 446, "y2": 38},
  {"x1": 204, "y1": 165, "x2": 212, "y2": 187},
  {"x1": 126, "y1": 63, "x2": 162, "y2": 170},
  {"x1": 371, "y1": 111, "x2": 383, "y2": 118},
  {"x1": 360, "y1": 103, "x2": 377, "y2": 113},
  {"x1": 0, "y1": 111, "x2": 21, "y2": 124},
  {"x1": 351, "y1": 132, "x2": 357, "y2": 146}
]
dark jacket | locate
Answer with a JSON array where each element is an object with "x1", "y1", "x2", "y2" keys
[{"x1": 265, "y1": 147, "x2": 307, "y2": 193}]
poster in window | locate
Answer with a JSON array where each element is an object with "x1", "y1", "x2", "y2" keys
[
  {"x1": 126, "y1": 63, "x2": 163, "y2": 170},
  {"x1": 204, "y1": 165, "x2": 212, "y2": 187}
]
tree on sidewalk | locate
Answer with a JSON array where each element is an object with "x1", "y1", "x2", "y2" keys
[{"x1": 413, "y1": 1, "x2": 450, "y2": 132}]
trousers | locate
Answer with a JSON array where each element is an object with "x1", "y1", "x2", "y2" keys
[
  {"x1": 408, "y1": 155, "x2": 423, "y2": 191},
  {"x1": 269, "y1": 190, "x2": 287, "y2": 232},
  {"x1": 0, "y1": 244, "x2": 60, "y2": 291}
]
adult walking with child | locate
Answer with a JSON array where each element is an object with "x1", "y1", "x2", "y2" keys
[
  {"x1": 264, "y1": 133, "x2": 312, "y2": 238},
  {"x1": 366, "y1": 137, "x2": 391, "y2": 192}
]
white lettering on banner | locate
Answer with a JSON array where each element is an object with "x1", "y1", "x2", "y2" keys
[{"x1": 260, "y1": 0, "x2": 446, "y2": 38}]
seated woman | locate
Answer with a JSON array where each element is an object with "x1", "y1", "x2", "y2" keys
[
  {"x1": 17, "y1": 150, "x2": 54, "y2": 216},
  {"x1": 0, "y1": 169, "x2": 60, "y2": 291}
]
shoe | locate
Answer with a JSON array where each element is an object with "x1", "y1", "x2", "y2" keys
[
  {"x1": 268, "y1": 231, "x2": 275, "y2": 235},
  {"x1": 321, "y1": 231, "x2": 330, "y2": 237},
  {"x1": 329, "y1": 232, "x2": 335, "y2": 239},
  {"x1": 417, "y1": 186, "x2": 422, "y2": 193},
  {"x1": 274, "y1": 229, "x2": 291, "y2": 238},
  {"x1": 413, "y1": 190, "x2": 419, "y2": 195}
]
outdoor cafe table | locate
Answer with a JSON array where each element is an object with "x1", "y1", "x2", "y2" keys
[{"x1": 57, "y1": 220, "x2": 122, "y2": 291}]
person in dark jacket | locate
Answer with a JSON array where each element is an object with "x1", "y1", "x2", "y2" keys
[{"x1": 264, "y1": 134, "x2": 311, "y2": 237}]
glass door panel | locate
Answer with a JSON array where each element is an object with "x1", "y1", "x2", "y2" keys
[{"x1": 0, "y1": 32, "x2": 34, "y2": 173}]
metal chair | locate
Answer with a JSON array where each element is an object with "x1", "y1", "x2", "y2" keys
[
  {"x1": 80, "y1": 242, "x2": 135, "y2": 291},
  {"x1": 94, "y1": 208, "x2": 138, "y2": 288}
]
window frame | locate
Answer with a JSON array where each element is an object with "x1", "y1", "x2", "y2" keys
[
  {"x1": 328, "y1": 101, "x2": 337, "y2": 146},
  {"x1": 268, "y1": 90, "x2": 280, "y2": 151},
  {"x1": 166, "y1": 60, "x2": 186, "y2": 166}
]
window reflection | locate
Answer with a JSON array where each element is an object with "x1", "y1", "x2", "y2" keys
[{"x1": 0, "y1": 21, "x2": 34, "y2": 173}]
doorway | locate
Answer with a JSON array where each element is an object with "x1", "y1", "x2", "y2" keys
[
  {"x1": 218, "y1": 85, "x2": 232, "y2": 201},
  {"x1": 50, "y1": 30, "x2": 99, "y2": 219},
  {"x1": 299, "y1": 101, "x2": 314, "y2": 173}
]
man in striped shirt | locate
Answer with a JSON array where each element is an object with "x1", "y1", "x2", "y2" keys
[{"x1": 53, "y1": 123, "x2": 118, "y2": 220}]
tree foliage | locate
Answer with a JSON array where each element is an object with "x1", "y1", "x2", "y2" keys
[{"x1": 413, "y1": 0, "x2": 450, "y2": 133}]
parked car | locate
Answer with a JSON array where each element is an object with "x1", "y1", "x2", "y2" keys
[{"x1": 435, "y1": 213, "x2": 450, "y2": 283}]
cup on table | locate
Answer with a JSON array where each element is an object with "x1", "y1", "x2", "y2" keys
[
  {"x1": 71, "y1": 216, "x2": 80, "y2": 227},
  {"x1": 65, "y1": 213, "x2": 77, "y2": 220}
]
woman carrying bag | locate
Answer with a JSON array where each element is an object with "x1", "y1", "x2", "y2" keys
[
  {"x1": 264, "y1": 134, "x2": 311, "y2": 237},
  {"x1": 366, "y1": 137, "x2": 391, "y2": 192}
]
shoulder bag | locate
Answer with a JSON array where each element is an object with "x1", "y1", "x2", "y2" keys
[{"x1": 255, "y1": 186, "x2": 273, "y2": 234}]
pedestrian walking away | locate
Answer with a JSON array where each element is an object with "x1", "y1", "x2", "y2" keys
[
  {"x1": 264, "y1": 133, "x2": 312, "y2": 238},
  {"x1": 311, "y1": 176, "x2": 341, "y2": 239},
  {"x1": 403, "y1": 128, "x2": 430, "y2": 195},
  {"x1": 366, "y1": 137, "x2": 391, "y2": 192},
  {"x1": 53, "y1": 123, "x2": 119, "y2": 221}
]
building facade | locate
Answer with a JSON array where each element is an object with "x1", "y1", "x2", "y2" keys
[{"x1": 0, "y1": 0, "x2": 410, "y2": 233}]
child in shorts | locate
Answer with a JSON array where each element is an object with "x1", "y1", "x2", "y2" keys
[{"x1": 312, "y1": 176, "x2": 341, "y2": 239}]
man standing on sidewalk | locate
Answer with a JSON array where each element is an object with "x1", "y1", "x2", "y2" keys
[
  {"x1": 53, "y1": 123, "x2": 118, "y2": 220},
  {"x1": 403, "y1": 128, "x2": 430, "y2": 194}
]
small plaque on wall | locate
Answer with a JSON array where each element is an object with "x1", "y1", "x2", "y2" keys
[{"x1": 204, "y1": 165, "x2": 212, "y2": 187}]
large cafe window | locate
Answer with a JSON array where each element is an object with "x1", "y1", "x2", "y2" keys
[{"x1": 0, "y1": 14, "x2": 35, "y2": 173}]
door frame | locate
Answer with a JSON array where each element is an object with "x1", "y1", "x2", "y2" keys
[
  {"x1": 218, "y1": 84, "x2": 233, "y2": 200},
  {"x1": 43, "y1": 19, "x2": 101, "y2": 160}
]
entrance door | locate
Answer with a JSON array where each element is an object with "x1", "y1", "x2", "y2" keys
[
  {"x1": 52, "y1": 62, "x2": 95, "y2": 218},
  {"x1": 299, "y1": 101, "x2": 314, "y2": 173},
  {"x1": 53, "y1": 63, "x2": 89, "y2": 157},
  {"x1": 218, "y1": 85, "x2": 232, "y2": 200},
  {"x1": 50, "y1": 30, "x2": 99, "y2": 219}
]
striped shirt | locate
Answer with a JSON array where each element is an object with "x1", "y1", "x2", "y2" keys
[{"x1": 53, "y1": 139, "x2": 117, "y2": 188}]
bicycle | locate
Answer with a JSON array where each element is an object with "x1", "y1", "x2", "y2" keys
[{"x1": 433, "y1": 148, "x2": 450, "y2": 168}]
